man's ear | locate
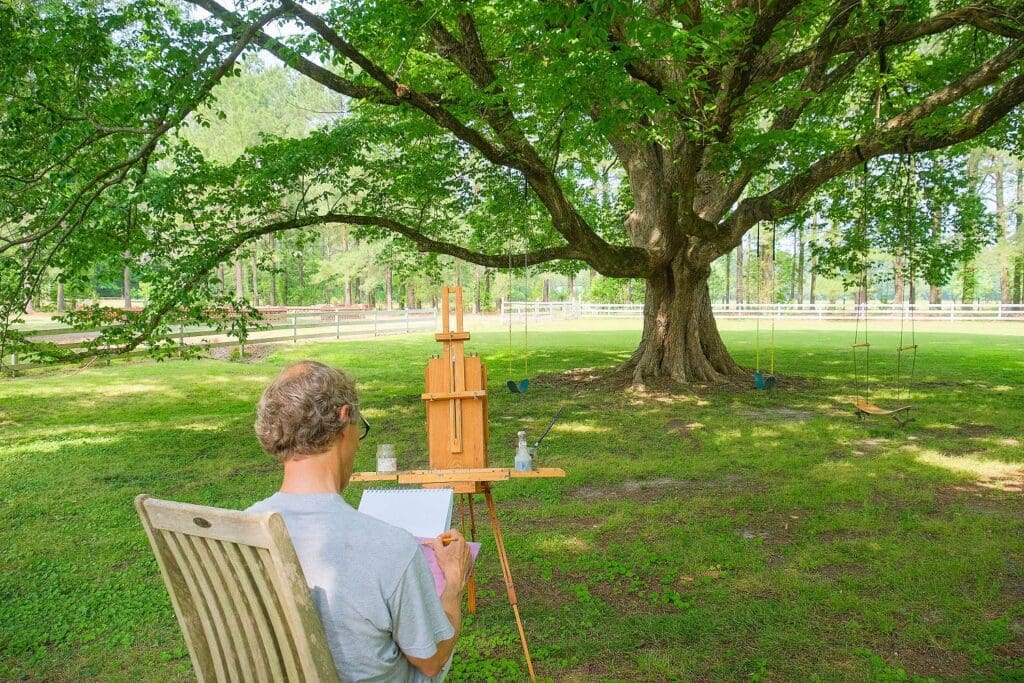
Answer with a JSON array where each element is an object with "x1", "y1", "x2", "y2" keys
[{"x1": 338, "y1": 404, "x2": 352, "y2": 423}]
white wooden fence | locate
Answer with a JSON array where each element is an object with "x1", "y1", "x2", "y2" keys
[
  {"x1": 5, "y1": 308, "x2": 436, "y2": 372},
  {"x1": 502, "y1": 300, "x2": 1024, "y2": 322}
]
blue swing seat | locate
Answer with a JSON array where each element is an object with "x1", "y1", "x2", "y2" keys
[
  {"x1": 507, "y1": 378, "x2": 530, "y2": 394},
  {"x1": 754, "y1": 371, "x2": 776, "y2": 391}
]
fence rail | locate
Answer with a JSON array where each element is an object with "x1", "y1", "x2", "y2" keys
[
  {"x1": 502, "y1": 301, "x2": 1024, "y2": 322},
  {"x1": 5, "y1": 308, "x2": 436, "y2": 372}
]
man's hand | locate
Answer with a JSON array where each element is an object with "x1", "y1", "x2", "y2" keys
[
  {"x1": 427, "y1": 528, "x2": 471, "y2": 594},
  {"x1": 406, "y1": 529, "x2": 471, "y2": 677}
]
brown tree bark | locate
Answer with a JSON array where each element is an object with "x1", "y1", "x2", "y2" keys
[
  {"x1": 56, "y1": 280, "x2": 65, "y2": 314},
  {"x1": 625, "y1": 256, "x2": 743, "y2": 383},
  {"x1": 406, "y1": 283, "x2": 416, "y2": 309}
]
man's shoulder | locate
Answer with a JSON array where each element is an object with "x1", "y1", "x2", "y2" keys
[{"x1": 245, "y1": 493, "x2": 420, "y2": 558}]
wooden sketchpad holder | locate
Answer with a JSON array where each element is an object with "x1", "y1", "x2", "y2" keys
[{"x1": 349, "y1": 286, "x2": 563, "y2": 682}]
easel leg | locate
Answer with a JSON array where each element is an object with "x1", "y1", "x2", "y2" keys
[
  {"x1": 483, "y1": 484, "x2": 536, "y2": 682},
  {"x1": 462, "y1": 493, "x2": 477, "y2": 615}
]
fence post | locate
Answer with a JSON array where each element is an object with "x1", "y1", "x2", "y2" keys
[
  {"x1": 336, "y1": 311, "x2": 341, "y2": 340},
  {"x1": 292, "y1": 314, "x2": 298, "y2": 342},
  {"x1": 405, "y1": 308, "x2": 410, "y2": 333},
  {"x1": 373, "y1": 309, "x2": 378, "y2": 337}
]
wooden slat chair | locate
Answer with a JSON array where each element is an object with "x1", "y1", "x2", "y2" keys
[{"x1": 136, "y1": 495, "x2": 341, "y2": 683}]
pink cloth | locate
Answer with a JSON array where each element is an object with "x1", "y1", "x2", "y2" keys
[{"x1": 416, "y1": 538, "x2": 482, "y2": 595}]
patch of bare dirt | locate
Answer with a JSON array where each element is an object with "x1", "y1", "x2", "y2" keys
[
  {"x1": 735, "y1": 406, "x2": 817, "y2": 422},
  {"x1": 664, "y1": 419, "x2": 704, "y2": 451},
  {"x1": 924, "y1": 423, "x2": 1001, "y2": 438},
  {"x1": 207, "y1": 343, "x2": 276, "y2": 362},
  {"x1": 849, "y1": 437, "x2": 891, "y2": 456},
  {"x1": 529, "y1": 366, "x2": 632, "y2": 395},
  {"x1": 573, "y1": 474, "x2": 756, "y2": 502}
]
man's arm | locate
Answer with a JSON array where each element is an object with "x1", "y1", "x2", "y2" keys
[{"x1": 404, "y1": 529, "x2": 472, "y2": 678}]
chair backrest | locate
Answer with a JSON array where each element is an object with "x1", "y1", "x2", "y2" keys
[{"x1": 135, "y1": 494, "x2": 341, "y2": 683}]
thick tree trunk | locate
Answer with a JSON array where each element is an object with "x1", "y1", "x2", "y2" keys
[
  {"x1": 625, "y1": 257, "x2": 744, "y2": 384},
  {"x1": 344, "y1": 279, "x2": 353, "y2": 306},
  {"x1": 386, "y1": 270, "x2": 394, "y2": 310},
  {"x1": 56, "y1": 280, "x2": 65, "y2": 314},
  {"x1": 406, "y1": 284, "x2": 415, "y2": 309}
]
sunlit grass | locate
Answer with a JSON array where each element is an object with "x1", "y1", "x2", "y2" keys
[{"x1": 0, "y1": 323, "x2": 1022, "y2": 681}]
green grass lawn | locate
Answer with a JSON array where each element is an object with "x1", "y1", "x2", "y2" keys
[{"x1": 1, "y1": 323, "x2": 1022, "y2": 681}]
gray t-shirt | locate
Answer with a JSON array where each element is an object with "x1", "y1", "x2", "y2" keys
[{"x1": 247, "y1": 492, "x2": 454, "y2": 682}]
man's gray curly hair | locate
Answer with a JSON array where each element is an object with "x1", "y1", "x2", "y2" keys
[{"x1": 255, "y1": 361, "x2": 358, "y2": 461}]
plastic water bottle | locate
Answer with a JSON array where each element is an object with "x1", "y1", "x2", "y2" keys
[{"x1": 514, "y1": 430, "x2": 533, "y2": 472}]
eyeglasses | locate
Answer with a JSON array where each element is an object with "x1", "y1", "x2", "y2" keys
[
  {"x1": 350, "y1": 404, "x2": 371, "y2": 441},
  {"x1": 358, "y1": 413, "x2": 371, "y2": 441}
]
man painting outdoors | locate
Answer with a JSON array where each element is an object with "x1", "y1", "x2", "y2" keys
[{"x1": 248, "y1": 360, "x2": 471, "y2": 681}]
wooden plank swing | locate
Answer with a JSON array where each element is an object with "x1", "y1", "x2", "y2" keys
[{"x1": 350, "y1": 285, "x2": 564, "y2": 682}]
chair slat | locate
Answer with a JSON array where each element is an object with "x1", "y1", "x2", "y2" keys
[
  {"x1": 162, "y1": 529, "x2": 228, "y2": 683},
  {"x1": 264, "y1": 513, "x2": 343, "y2": 680},
  {"x1": 197, "y1": 536, "x2": 258, "y2": 682},
  {"x1": 137, "y1": 495, "x2": 341, "y2": 683},
  {"x1": 243, "y1": 544, "x2": 303, "y2": 681},
  {"x1": 224, "y1": 541, "x2": 280, "y2": 683}
]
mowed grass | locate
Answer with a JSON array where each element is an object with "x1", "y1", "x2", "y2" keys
[{"x1": 1, "y1": 321, "x2": 1022, "y2": 682}]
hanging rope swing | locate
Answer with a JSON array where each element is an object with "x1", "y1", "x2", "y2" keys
[
  {"x1": 850, "y1": 154, "x2": 918, "y2": 426},
  {"x1": 506, "y1": 248, "x2": 530, "y2": 394},
  {"x1": 754, "y1": 221, "x2": 777, "y2": 393}
]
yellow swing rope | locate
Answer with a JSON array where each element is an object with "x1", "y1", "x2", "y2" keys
[
  {"x1": 755, "y1": 224, "x2": 762, "y2": 373},
  {"x1": 894, "y1": 153, "x2": 919, "y2": 404},
  {"x1": 522, "y1": 247, "x2": 529, "y2": 378},
  {"x1": 852, "y1": 161, "x2": 872, "y2": 405},
  {"x1": 507, "y1": 248, "x2": 514, "y2": 380}
]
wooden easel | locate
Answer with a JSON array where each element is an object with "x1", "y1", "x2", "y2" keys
[{"x1": 351, "y1": 286, "x2": 564, "y2": 681}]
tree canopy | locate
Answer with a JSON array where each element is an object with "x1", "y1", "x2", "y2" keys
[{"x1": 1, "y1": 0, "x2": 1022, "y2": 379}]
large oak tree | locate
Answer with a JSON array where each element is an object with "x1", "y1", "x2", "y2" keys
[{"x1": 2, "y1": 0, "x2": 1022, "y2": 381}]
